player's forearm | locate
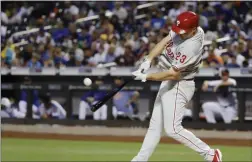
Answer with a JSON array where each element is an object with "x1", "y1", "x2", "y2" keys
[
  {"x1": 147, "y1": 70, "x2": 180, "y2": 81},
  {"x1": 147, "y1": 36, "x2": 171, "y2": 61}
]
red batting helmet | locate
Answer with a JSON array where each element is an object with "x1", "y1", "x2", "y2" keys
[{"x1": 171, "y1": 11, "x2": 199, "y2": 34}]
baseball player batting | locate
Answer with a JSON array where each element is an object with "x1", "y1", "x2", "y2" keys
[{"x1": 131, "y1": 11, "x2": 222, "y2": 162}]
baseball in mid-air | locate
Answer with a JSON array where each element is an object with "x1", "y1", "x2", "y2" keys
[{"x1": 83, "y1": 77, "x2": 92, "y2": 86}]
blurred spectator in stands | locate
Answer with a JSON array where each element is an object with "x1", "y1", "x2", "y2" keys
[
  {"x1": 201, "y1": 3, "x2": 217, "y2": 29},
  {"x1": 1, "y1": 25, "x2": 7, "y2": 39},
  {"x1": 112, "y1": 78, "x2": 140, "y2": 119},
  {"x1": 88, "y1": 35, "x2": 109, "y2": 66},
  {"x1": 206, "y1": 45, "x2": 224, "y2": 67},
  {"x1": 1, "y1": 11, "x2": 9, "y2": 25},
  {"x1": 142, "y1": 14, "x2": 152, "y2": 34},
  {"x1": 202, "y1": 69, "x2": 237, "y2": 124},
  {"x1": 45, "y1": 33, "x2": 56, "y2": 47},
  {"x1": 104, "y1": 44, "x2": 116, "y2": 63},
  {"x1": 131, "y1": 31, "x2": 140, "y2": 52},
  {"x1": 209, "y1": 59, "x2": 221, "y2": 68},
  {"x1": 221, "y1": 52, "x2": 230, "y2": 67},
  {"x1": 96, "y1": 34, "x2": 110, "y2": 54},
  {"x1": 168, "y1": 2, "x2": 186, "y2": 22},
  {"x1": 160, "y1": 17, "x2": 173, "y2": 34},
  {"x1": 41, "y1": 52, "x2": 53, "y2": 67},
  {"x1": 12, "y1": 46, "x2": 23, "y2": 67},
  {"x1": 226, "y1": 54, "x2": 240, "y2": 68},
  {"x1": 62, "y1": 35, "x2": 73, "y2": 49},
  {"x1": 38, "y1": 44, "x2": 53, "y2": 67},
  {"x1": 27, "y1": 54, "x2": 42, "y2": 69},
  {"x1": 78, "y1": 25, "x2": 92, "y2": 49},
  {"x1": 39, "y1": 93, "x2": 66, "y2": 119},
  {"x1": 124, "y1": 32, "x2": 135, "y2": 49},
  {"x1": 36, "y1": 28, "x2": 51, "y2": 45},
  {"x1": 68, "y1": 23, "x2": 79, "y2": 40},
  {"x1": 200, "y1": 59, "x2": 210, "y2": 68},
  {"x1": 151, "y1": 11, "x2": 165, "y2": 31},
  {"x1": 2, "y1": 1, "x2": 252, "y2": 69},
  {"x1": 135, "y1": 37, "x2": 149, "y2": 60},
  {"x1": 115, "y1": 44, "x2": 135, "y2": 66},
  {"x1": 113, "y1": 2, "x2": 128, "y2": 23},
  {"x1": 19, "y1": 44, "x2": 33, "y2": 66},
  {"x1": 51, "y1": 47, "x2": 63, "y2": 68},
  {"x1": 7, "y1": 3, "x2": 32, "y2": 25},
  {"x1": 52, "y1": 20, "x2": 69, "y2": 42},
  {"x1": 202, "y1": 6, "x2": 218, "y2": 41},
  {"x1": 204, "y1": 31, "x2": 218, "y2": 42},
  {"x1": 227, "y1": 20, "x2": 247, "y2": 40},
  {"x1": 113, "y1": 37, "x2": 125, "y2": 57},
  {"x1": 81, "y1": 48, "x2": 92, "y2": 66},
  {"x1": 1, "y1": 11, "x2": 8, "y2": 38},
  {"x1": 147, "y1": 31, "x2": 157, "y2": 44},
  {"x1": 73, "y1": 48, "x2": 85, "y2": 66},
  {"x1": 110, "y1": 15, "x2": 123, "y2": 34},
  {"x1": 79, "y1": 80, "x2": 107, "y2": 120},
  {"x1": 63, "y1": 2, "x2": 79, "y2": 22},
  {"x1": 245, "y1": 9, "x2": 252, "y2": 25},
  {"x1": 185, "y1": 2, "x2": 197, "y2": 12},
  {"x1": 243, "y1": 39, "x2": 252, "y2": 67},
  {"x1": 100, "y1": 17, "x2": 114, "y2": 37},
  {"x1": 230, "y1": 41, "x2": 246, "y2": 67},
  {"x1": 247, "y1": 21, "x2": 252, "y2": 39},
  {"x1": 1, "y1": 41, "x2": 16, "y2": 67}
]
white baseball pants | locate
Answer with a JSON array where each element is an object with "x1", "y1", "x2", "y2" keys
[
  {"x1": 132, "y1": 80, "x2": 215, "y2": 162},
  {"x1": 202, "y1": 101, "x2": 236, "y2": 124},
  {"x1": 18, "y1": 100, "x2": 39, "y2": 118},
  {"x1": 79, "y1": 101, "x2": 107, "y2": 120}
]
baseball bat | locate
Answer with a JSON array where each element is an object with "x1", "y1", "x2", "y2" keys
[{"x1": 90, "y1": 79, "x2": 133, "y2": 112}]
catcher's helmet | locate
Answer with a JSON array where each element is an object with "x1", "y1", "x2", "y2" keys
[{"x1": 172, "y1": 11, "x2": 199, "y2": 34}]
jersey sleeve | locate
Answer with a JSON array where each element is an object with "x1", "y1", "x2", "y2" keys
[
  {"x1": 171, "y1": 44, "x2": 201, "y2": 71},
  {"x1": 229, "y1": 78, "x2": 237, "y2": 86}
]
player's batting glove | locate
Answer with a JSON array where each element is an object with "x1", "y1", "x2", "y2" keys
[
  {"x1": 138, "y1": 58, "x2": 151, "y2": 73},
  {"x1": 132, "y1": 70, "x2": 147, "y2": 82}
]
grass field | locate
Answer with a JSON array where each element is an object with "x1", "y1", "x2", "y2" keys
[{"x1": 2, "y1": 138, "x2": 251, "y2": 161}]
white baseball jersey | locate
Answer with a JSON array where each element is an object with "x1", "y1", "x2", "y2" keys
[
  {"x1": 132, "y1": 28, "x2": 217, "y2": 162},
  {"x1": 39, "y1": 100, "x2": 66, "y2": 119},
  {"x1": 207, "y1": 78, "x2": 237, "y2": 107},
  {"x1": 158, "y1": 27, "x2": 204, "y2": 79}
]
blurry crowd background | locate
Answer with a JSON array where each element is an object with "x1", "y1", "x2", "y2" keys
[{"x1": 1, "y1": 1, "x2": 252, "y2": 69}]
